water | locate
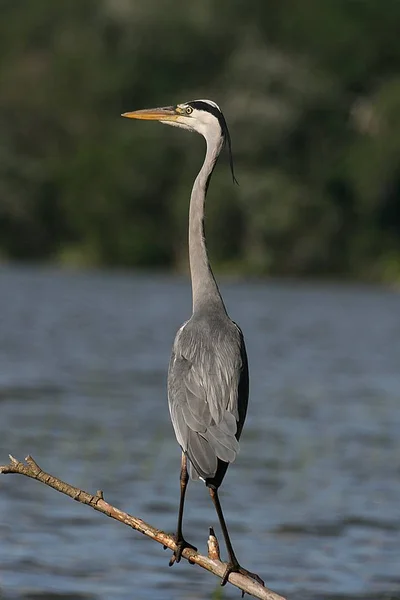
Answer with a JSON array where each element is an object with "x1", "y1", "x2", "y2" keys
[{"x1": 0, "y1": 266, "x2": 399, "y2": 600}]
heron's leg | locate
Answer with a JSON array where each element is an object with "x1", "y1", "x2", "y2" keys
[
  {"x1": 209, "y1": 487, "x2": 264, "y2": 588},
  {"x1": 170, "y1": 453, "x2": 197, "y2": 566},
  {"x1": 175, "y1": 453, "x2": 190, "y2": 546}
]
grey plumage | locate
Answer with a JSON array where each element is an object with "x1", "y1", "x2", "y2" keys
[{"x1": 168, "y1": 312, "x2": 248, "y2": 482}]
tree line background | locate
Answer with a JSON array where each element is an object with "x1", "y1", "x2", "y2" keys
[{"x1": 1, "y1": 0, "x2": 400, "y2": 281}]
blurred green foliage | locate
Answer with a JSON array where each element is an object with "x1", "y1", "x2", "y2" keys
[{"x1": 1, "y1": 0, "x2": 400, "y2": 280}]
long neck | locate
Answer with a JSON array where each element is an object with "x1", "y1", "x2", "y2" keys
[{"x1": 189, "y1": 136, "x2": 227, "y2": 315}]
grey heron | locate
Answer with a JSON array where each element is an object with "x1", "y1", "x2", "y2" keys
[{"x1": 122, "y1": 99, "x2": 263, "y2": 588}]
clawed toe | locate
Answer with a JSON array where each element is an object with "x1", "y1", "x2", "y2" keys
[
  {"x1": 169, "y1": 537, "x2": 197, "y2": 566},
  {"x1": 221, "y1": 561, "x2": 264, "y2": 589}
]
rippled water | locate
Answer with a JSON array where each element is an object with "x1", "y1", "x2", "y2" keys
[{"x1": 0, "y1": 266, "x2": 399, "y2": 600}]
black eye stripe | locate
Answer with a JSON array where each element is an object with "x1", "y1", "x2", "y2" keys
[
  {"x1": 187, "y1": 101, "x2": 221, "y2": 122},
  {"x1": 186, "y1": 100, "x2": 238, "y2": 185}
]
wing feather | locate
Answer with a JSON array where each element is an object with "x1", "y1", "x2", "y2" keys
[{"x1": 168, "y1": 316, "x2": 247, "y2": 480}]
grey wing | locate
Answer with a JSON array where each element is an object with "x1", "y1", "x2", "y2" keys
[{"x1": 167, "y1": 321, "x2": 247, "y2": 481}]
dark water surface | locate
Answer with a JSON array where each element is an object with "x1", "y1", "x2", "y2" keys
[{"x1": 0, "y1": 266, "x2": 399, "y2": 600}]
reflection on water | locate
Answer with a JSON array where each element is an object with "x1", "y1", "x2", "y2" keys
[{"x1": 0, "y1": 266, "x2": 399, "y2": 600}]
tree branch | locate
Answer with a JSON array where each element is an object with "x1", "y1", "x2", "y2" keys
[{"x1": 1, "y1": 455, "x2": 285, "y2": 600}]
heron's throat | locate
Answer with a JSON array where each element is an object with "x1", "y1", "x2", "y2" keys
[{"x1": 188, "y1": 139, "x2": 226, "y2": 314}]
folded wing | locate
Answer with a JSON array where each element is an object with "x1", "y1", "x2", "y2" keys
[{"x1": 168, "y1": 318, "x2": 246, "y2": 480}]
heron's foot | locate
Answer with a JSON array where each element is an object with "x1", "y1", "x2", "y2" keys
[
  {"x1": 221, "y1": 559, "x2": 264, "y2": 591},
  {"x1": 169, "y1": 535, "x2": 197, "y2": 566}
]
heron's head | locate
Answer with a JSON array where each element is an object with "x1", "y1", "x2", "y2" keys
[{"x1": 122, "y1": 99, "x2": 237, "y2": 182}]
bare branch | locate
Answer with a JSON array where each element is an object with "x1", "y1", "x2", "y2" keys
[
  {"x1": 1, "y1": 455, "x2": 285, "y2": 600},
  {"x1": 208, "y1": 526, "x2": 221, "y2": 561}
]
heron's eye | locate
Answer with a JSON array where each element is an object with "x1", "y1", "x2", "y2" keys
[{"x1": 185, "y1": 106, "x2": 193, "y2": 115}]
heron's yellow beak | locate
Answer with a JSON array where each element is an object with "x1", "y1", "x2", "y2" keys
[{"x1": 121, "y1": 107, "x2": 179, "y2": 121}]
